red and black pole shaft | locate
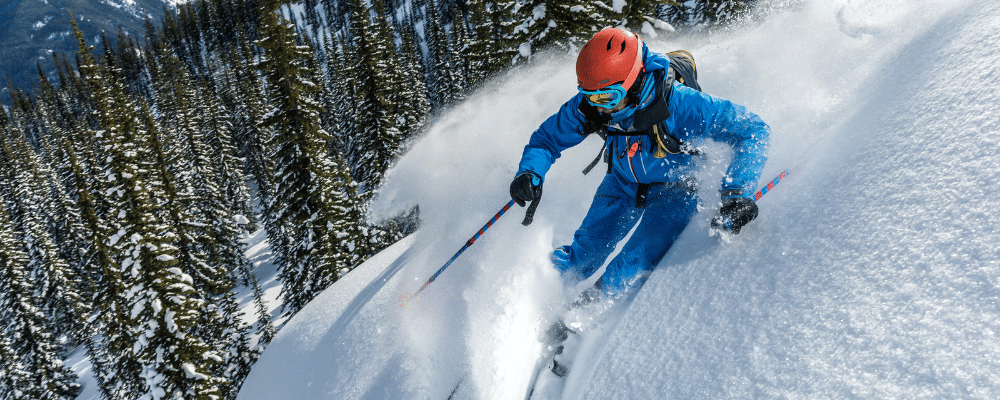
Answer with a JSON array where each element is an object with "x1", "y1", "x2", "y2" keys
[{"x1": 412, "y1": 199, "x2": 517, "y2": 298}]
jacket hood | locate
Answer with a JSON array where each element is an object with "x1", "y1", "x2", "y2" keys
[{"x1": 640, "y1": 43, "x2": 671, "y2": 73}]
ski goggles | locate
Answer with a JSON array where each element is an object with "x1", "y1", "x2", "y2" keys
[{"x1": 579, "y1": 83, "x2": 628, "y2": 109}]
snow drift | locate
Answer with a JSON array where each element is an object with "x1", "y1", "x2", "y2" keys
[{"x1": 239, "y1": 0, "x2": 1000, "y2": 398}]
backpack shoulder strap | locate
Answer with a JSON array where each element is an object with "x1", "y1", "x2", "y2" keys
[{"x1": 666, "y1": 51, "x2": 701, "y2": 92}]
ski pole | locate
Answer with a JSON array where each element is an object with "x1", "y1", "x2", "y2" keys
[
  {"x1": 712, "y1": 169, "x2": 791, "y2": 234},
  {"x1": 754, "y1": 169, "x2": 789, "y2": 202},
  {"x1": 410, "y1": 199, "x2": 517, "y2": 299}
]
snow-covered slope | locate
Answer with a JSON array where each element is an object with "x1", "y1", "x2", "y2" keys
[{"x1": 239, "y1": 0, "x2": 1000, "y2": 398}]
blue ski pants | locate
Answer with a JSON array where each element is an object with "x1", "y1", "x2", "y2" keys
[{"x1": 552, "y1": 173, "x2": 698, "y2": 300}]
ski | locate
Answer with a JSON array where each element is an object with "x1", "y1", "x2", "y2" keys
[
  {"x1": 524, "y1": 320, "x2": 577, "y2": 400},
  {"x1": 446, "y1": 377, "x2": 463, "y2": 400}
]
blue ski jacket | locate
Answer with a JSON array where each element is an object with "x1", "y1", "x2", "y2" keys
[{"x1": 516, "y1": 45, "x2": 770, "y2": 200}]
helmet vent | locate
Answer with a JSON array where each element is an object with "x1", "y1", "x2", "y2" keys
[
  {"x1": 620, "y1": 41, "x2": 627, "y2": 54},
  {"x1": 606, "y1": 38, "x2": 614, "y2": 51}
]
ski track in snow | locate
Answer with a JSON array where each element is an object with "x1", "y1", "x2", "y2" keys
[{"x1": 235, "y1": 0, "x2": 1000, "y2": 399}]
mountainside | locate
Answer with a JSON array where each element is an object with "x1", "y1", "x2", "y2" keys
[
  {"x1": 0, "y1": 0, "x2": 175, "y2": 100},
  {"x1": 236, "y1": 0, "x2": 1000, "y2": 398}
]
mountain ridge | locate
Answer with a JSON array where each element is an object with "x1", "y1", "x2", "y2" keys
[{"x1": 0, "y1": 0, "x2": 176, "y2": 102}]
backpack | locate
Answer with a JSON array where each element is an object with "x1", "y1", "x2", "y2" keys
[{"x1": 581, "y1": 50, "x2": 702, "y2": 175}]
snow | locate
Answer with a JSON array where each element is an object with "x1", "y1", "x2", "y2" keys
[
  {"x1": 640, "y1": 21, "x2": 657, "y2": 39},
  {"x1": 612, "y1": 0, "x2": 627, "y2": 14},
  {"x1": 518, "y1": 43, "x2": 532, "y2": 58},
  {"x1": 237, "y1": 0, "x2": 1000, "y2": 398},
  {"x1": 56, "y1": 0, "x2": 999, "y2": 398},
  {"x1": 33, "y1": 16, "x2": 53, "y2": 30}
]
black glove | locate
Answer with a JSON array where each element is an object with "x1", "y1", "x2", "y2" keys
[
  {"x1": 510, "y1": 172, "x2": 543, "y2": 207},
  {"x1": 711, "y1": 197, "x2": 758, "y2": 234}
]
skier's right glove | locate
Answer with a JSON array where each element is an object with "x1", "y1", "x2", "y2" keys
[
  {"x1": 711, "y1": 197, "x2": 758, "y2": 234},
  {"x1": 511, "y1": 172, "x2": 543, "y2": 226},
  {"x1": 510, "y1": 172, "x2": 543, "y2": 207}
]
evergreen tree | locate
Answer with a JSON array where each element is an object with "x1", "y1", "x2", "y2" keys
[
  {"x1": 344, "y1": 0, "x2": 416, "y2": 193},
  {"x1": 72, "y1": 18, "x2": 225, "y2": 399},
  {"x1": 465, "y1": 0, "x2": 512, "y2": 85},
  {"x1": 0, "y1": 130, "x2": 85, "y2": 352},
  {"x1": 303, "y1": 0, "x2": 322, "y2": 32},
  {"x1": 319, "y1": 0, "x2": 346, "y2": 33},
  {"x1": 694, "y1": 0, "x2": 750, "y2": 24},
  {"x1": 258, "y1": 0, "x2": 369, "y2": 315},
  {"x1": 327, "y1": 33, "x2": 360, "y2": 159},
  {"x1": 0, "y1": 202, "x2": 80, "y2": 400},
  {"x1": 424, "y1": 0, "x2": 456, "y2": 107},
  {"x1": 228, "y1": 36, "x2": 288, "y2": 282},
  {"x1": 396, "y1": 16, "x2": 432, "y2": 147},
  {"x1": 141, "y1": 100, "x2": 260, "y2": 399},
  {"x1": 33, "y1": 70, "x2": 93, "y2": 290},
  {"x1": 247, "y1": 272, "x2": 277, "y2": 347},
  {"x1": 50, "y1": 114, "x2": 128, "y2": 398},
  {"x1": 505, "y1": 0, "x2": 615, "y2": 62},
  {"x1": 198, "y1": 79, "x2": 255, "y2": 241},
  {"x1": 0, "y1": 332, "x2": 33, "y2": 399},
  {"x1": 447, "y1": 3, "x2": 470, "y2": 102}
]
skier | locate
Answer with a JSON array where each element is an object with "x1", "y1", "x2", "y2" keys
[{"x1": 510, "y1": 27, "x2": 770, "y2": 305}]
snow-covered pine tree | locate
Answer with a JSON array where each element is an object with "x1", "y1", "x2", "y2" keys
[
  {"x1": 448, "y1": 2, "x2": 471, "y2": 100},
  {"x1": 247, "y1": 272, "x2": 277, "y2": 347},
  {"x1": 0, "y1": 201, "x2": 80, "y2": 399},
  {"x1": 605, "y1": 0, "x2": 679, "y2": 37},
  {"x1": 113, "y1": 31, "x2": 154, "y2": 101},
  {"x1": 505, "y1": 0, "x2": 616, "y2": 62},
  {"x1": 51, "y1": 116, "x2": 131, "y2": 398},
  {"x1": 225, "y1": 35, "x2": 278, "y2": 236},
  {"x1": 343, "y1": 0, "x2": 417, "y2": 194},
  {"x1": 228, "y1": 36, "x2": 293, "y2": 291},
  {"x1": 320, "y1": 0, "x2": 346, "y2": 33},
  {"x1": 0, "y1": 129, "x2": 86, "y2": 352},
  {"x1": 140, "y1": 100, "x2": 261, "y2": 399},
  {"x1": 198, "y1": 79, "x2": 255, "y2": 241},
  {"x1": 396, "y1": 12, "x2": 432, "y2": 160},
  {"x1": 465, "y1": 0, "x2": 513, "y2": 86},
  {"x1": 259, "y1": 0, "x2": 369, "y2": 316},
  {"x1": 303, "y1": 0, "x2": 322, "y2": 34},
  {"x1": 196, "y1": 0, "x2": 224, "y2": 54},
  {"x1": 317, "y1": 32, "x2": 347, "y2": 156},
  {"x1": 694, "y1": 0, "x2": 751, "y2": 24},
  {"x1": 71, "y1": 18, "x2": 226, "y2": 399},
  {"x1": 0, "y1": 332, "x2": 33, "y2": 399},
  {"x1": 179, "y1": 3, "x2": 210, "y2": 76},
  {"x1": 373, "y1": 0, "x2": 429, "y2": 181},
  {"x1": 33, "y1": 72, "x2": 95, "y2": 303},
  {"x1": 425, "y1": 0, "x2": 463, "y2": 108},
  {"x1": 146, "y1": 45, "x2": 228, "y2": 294},
  {"x1": 327, "y1": 33, "x2": 360, "y2": 160}
]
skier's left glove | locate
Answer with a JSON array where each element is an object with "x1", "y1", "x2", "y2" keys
[{"x1": 711, "y1": 197, "x2": 758, "y2": 234}]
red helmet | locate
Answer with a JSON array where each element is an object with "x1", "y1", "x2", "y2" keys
[{"x1": 576, "y1": 28, "x2": 644, "y2": 91}]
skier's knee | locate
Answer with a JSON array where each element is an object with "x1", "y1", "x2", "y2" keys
[{"x1": 599, "y1": 271, "x2": 652, "y2": 301}]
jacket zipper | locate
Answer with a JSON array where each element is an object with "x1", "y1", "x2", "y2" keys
[{"x1": 625, "y1": 137, "x2": 639, "y2": 182}]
